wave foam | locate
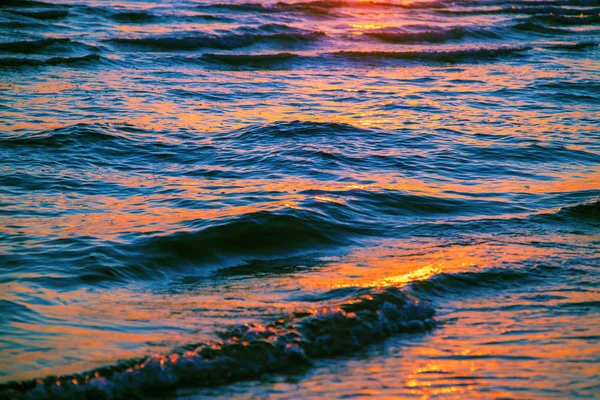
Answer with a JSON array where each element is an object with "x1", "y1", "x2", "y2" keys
[{"x1": 0, "y1": 287, "x2": 435, "y2": 399}]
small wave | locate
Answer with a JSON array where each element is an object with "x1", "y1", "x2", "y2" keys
[
  {"x1": 0, "y1": 38, "x2": 71, "y2": 53},
  {"x1": 511, "y1": 21, "x2": 572, "y2": 33},
  {"x1": 275, "y1": 1, "x2": 343, "y2": 15},
  {"x1": 215, "y1": 256, "x2": 321, "y2": 277},
  {"x1": 0, "y1": 0, "x2": 64, "y2": 8},
  {"x1": 364, "y1": 27, "x2": 470, "y2": 44},
  {"x1": 303, "y1": 188, "x2": 525, "y2": 218},
  {"x1": 190, "y1": 13, "x2": 233, "y2": 21},
  {"x1": 464, "y1": 143, "x2": 600, "y2": 165},
  {"x1": 0, "y1": 20, "x2": 46, "y2": 28},
  {"x1": 201, "y1": 52, "x2": 302, "y2": 67},
  {"x1": 239, "y1": 22, "x2": 308, "y2": 33},
  {"x1": 202, "y1": 47, "x2": 529, "y2": 69},
  {"x1": 233, "y1": 120, "x2": 369, "y2": 139},
  {"x1": 6, "y1": 9, "x2": 69, "y2": 19},
  {"x1": 196, "y1": 0, "x2": 445, "y2": 15},
  {"x1": 195, "y1": 1, "x2": 340, "y2": 16},
  {"x1": 109, "y1": 10, "x2": 157, "y2": 23},
  {"x1": 534, "y1": 79, "x2": 600, "y2": 92},
  {"x1": 107, "y1": 31, "x2": 325, "y2": 51},
  {"x1": 544, "y1": 41, "x2": 599, "y2": 50},
  {"x1": 437, "y1": 6, "x2": 600, "y2": 16},
  {"x1": 531, "y1": 13, "x2": 600, "y2": 25},
  {"x1": 280, "y1": 0, "x2": 447, "y2": 10},
  {"x1": 100, "y1": 8, "x2": 232, "y2": 23},
  {"x1": 0, "y1": 54, "x2": 100, "y2": 67},
  {"x1": 0, "y1": 123, "x2": 212, "y2": 173},
  {"x1": 196, "y1": 2, "x2": 276, "y2": 13},
  {"x1": 0, "y1": 300, "x2": 41, "y2": 324},
  {"x1": 0, "y1": 287, "x2": 434, "y2": 399},
  {"x1": 133, "y1": 209, "x2": 369, "y2": 270},
  {"x1": 332, "y1": 47, "x2": 530, "y2": 63},
  {"x1": 455, "y1": 0, "x2": 600, "y2": 6},
  {"x1": 408, "y1": 269, "x2": 539, "y2": 297},
  {"x1": 277, "y1": 0, "x2": 447, "y2": 14},
  {"x1": 0, "y1": 123, "x2": 129, "y2": 147},
  {"x1": 551, "y1": 199, "x2": 600, "y2": 222}
]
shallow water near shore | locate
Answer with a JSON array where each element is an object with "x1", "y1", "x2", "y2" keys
[{"x1": 1, "y1": 0, "x2": 599, "y2": 398}]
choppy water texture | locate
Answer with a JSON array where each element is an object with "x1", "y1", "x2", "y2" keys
[{"x1": 1, "y1": 0, "x2": 599, "y2": 398}]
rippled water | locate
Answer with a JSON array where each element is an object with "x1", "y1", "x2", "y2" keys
[{"x1": 1, "y1": 0, "x2": 599, "y2": 398}]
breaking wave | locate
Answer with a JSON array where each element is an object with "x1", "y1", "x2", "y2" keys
[{"x1": 0, "y1": 287, "x2": 435, "y2": 400}]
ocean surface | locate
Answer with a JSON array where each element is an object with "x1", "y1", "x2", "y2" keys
[{"x1": 1, "y1": 0, "x2": 599, "y2": 398}]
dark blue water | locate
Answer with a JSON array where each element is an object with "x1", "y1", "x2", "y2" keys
[{"x1": 1, "y1": 0, "x2": 599, "y2": 398}]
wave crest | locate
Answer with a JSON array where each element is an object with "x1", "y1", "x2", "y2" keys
[
  {"x1": 550, "y1": 199, "x2": 600, "y2": 223},
  {"x1": 134, "y1": 209, "x2": 369, "y2": 269},
  {"x1": 0, "y1": 123, "x2": 130, "y2": 147}
]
